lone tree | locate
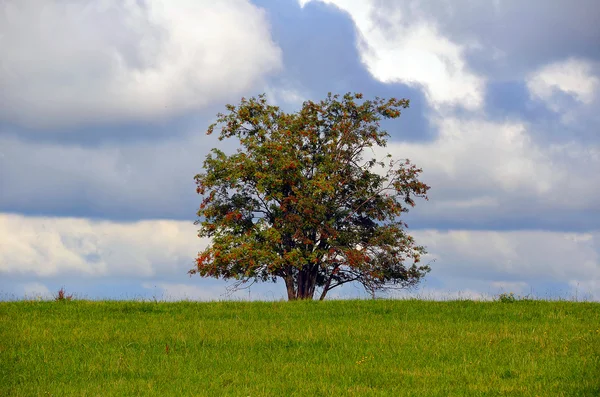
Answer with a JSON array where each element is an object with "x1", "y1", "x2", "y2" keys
[{"x1": 191, "y1": 93, "x2": 431, "y2": 300}]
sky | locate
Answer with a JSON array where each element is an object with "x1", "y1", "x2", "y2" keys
[{"x1": 1, "y1": 0, "x2": 599, "y2": 301}]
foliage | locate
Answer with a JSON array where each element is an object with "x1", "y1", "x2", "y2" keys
[
  {"x1": 54, "y1": 287, "x2": 73, "y2": 302},
  {"x1": 497, "y1": 292, "x2": 534, "y2": 303},
  {"x1": 191, "y1": 93, "x2": 431, "y2": 300},
  {"x1": 497, "y1": 292, "x2": 517, "y2": 303},
  {"x1": 2, "y1": 300, "x2": 599, "y2": 396}
]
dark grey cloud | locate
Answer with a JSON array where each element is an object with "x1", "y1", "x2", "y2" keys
[{"x1": 0, "y1": 130, "x2": 220, "y2": 221}]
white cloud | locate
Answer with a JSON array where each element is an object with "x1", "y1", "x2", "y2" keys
[
  {"x1": 527, "y1": 58, "x2": 599, "y2": 108},
  {"x1": 0, "y1": 0, "x2": 282, "y2": 128},
  {"x1": 391, "y1": 117, "x2": 554, "y2": 195},
  {"x1": 299, "y1": 0, "x2": 484, "y2": 110},
  {"x1": 412, "y1": 229, "x2": 600, "y2": 288},
  {"x1": 264, "y1": 85, "x2": 306, "y2": 109},
  {"x1": 0, "y1": 213, "x2": 209, "y2": 277},
  {"x1": 22, "y1": 282, "x2": 52, "y2": 299},
  {"x1": 378, "y1": 115, "x2": 600, "y2": 222},
  {"x1": 2, "y1": 213, "x2": 598, "y2": 300}
]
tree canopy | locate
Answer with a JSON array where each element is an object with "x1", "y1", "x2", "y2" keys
[{"x1": 191, "y1": 92, "x2": 431, "y2": 300}]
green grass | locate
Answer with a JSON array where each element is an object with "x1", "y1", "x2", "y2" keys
[{"x1": 1, "y1": 299, "x2": 599, "y2": 396}]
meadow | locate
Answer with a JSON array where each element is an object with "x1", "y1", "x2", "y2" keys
[{"x1": 1, "y1": 298, "x2": 599, "y2": 396}]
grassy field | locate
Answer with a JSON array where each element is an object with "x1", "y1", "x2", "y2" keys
[{"x1": 1, "y1": 299, "x2": 599, "y2": 396}]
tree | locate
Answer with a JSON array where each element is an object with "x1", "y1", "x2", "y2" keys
[{"x1": 190, "y1": 92, "x2": 431, "y2": 300}]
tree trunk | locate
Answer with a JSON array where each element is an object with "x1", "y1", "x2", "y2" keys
[
  {"x1": 318, "y1": 265, "x2": 339, "y2": 300},
  {"x1": 298, "y1": 268, "x2": 308, "y2": 299},
  {"x1": 284, "y1": 266, "x2": 320, "y2": 300},
  {"x1": 285, "y1": 270, "x2": 297, "y2": 300},
  {"x1": 318, "y1": 286, "x2": 329, "y2": 301}
]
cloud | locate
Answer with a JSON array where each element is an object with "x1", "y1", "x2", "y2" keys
[
  {"x1": 1, "y1": 213, "x2": 597, "y2": 300},
  {"x1": 527, "y1": 58, "x2": 599, "y2": 108},
  {"x1": 412, "y1": 229, "x2": 599, "y2": 289},
  {"x1": 0, "y1": 130, "x2": 222, "y2": 220},
  {"x1": 370, "y1": 0, "x2": 600, "y2": 80},
  {"x1": 264, "y1": 85, "x2": 306, "y2": 110},
  {"x1": 300, "y1": 0, "x2": 484, "y2": 110},
  {"x1": 22, "y1": 282, "x2": 52, "y2": 299},
  {"x1": 0, "y1": 0, "x2": 282, "y2": 129},
  {"x1": 0, "y1": 213, "x2": 208, "y2": 278},
  {"x1": 379, "y1": 114, "x2": 600, "y2": 230},
  {"x1": 298, "y1": 0, "x2": 600, "y2": 113},
  {"x1": 2, "y1": 94, "x2": 598, "y2": 229}
]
